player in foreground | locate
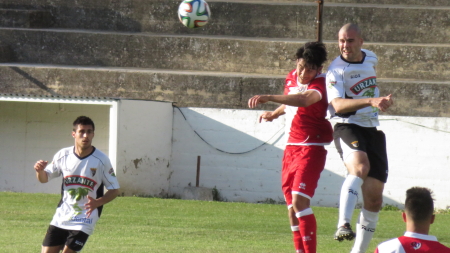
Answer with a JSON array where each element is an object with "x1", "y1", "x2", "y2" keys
[
  {"x1": 326, "y1": 23, "x2": 393, "y2": 253},
  {"x1": 34, "y1": 116, "x2": 120, "y2": 253},
  {"x1": 248, "y1": 41, "x2": 332, "y2": 253},
  {"x1": 374, "y1": 187, "x2": 450, "y2": 252}
]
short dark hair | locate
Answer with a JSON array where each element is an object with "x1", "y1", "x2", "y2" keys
[
  {"x1": 295, "y1": 41, "x2": 327, "y2": 69},
  {"x1": 73, "y1": 116, "x2": 95, "y2": 131},
  {"x1": 404, "y1": 187, "x2": 434, "y2": 222}
]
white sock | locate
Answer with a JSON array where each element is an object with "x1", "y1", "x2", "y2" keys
[
  {"x1": 351, "y1": 208, "x2": 379, "y2": 253},
  {"x1": 338, "y1": 175, "x2": 363, "y2": 227},
  {"x1": 295, "y1": 207, "x2": 314, "y2": 218}
]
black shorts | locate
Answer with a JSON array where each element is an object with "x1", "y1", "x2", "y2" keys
[
  {"x1": 42, "y1": 225, "x2": 89, "y2": 252},
  {"x1": 333, "y1": 123, "x2": 389, "y2": 183}
]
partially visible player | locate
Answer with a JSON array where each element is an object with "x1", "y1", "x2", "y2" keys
[
  {"x1": 374, "y1": 187, "x2": 450, "y2": 253},
  {"x1": 34, "y1": 116, "x2": 120, "y2": 253},
  {"x1": 248, "y1": 41, "x2": 332, "y2": 253},
  {"x1": 326, "y1": 23, "x2": 393, "y2": 253}
]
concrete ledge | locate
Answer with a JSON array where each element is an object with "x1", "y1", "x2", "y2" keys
[
  {"x1": 0, "y1": 9, "x2": 52, "y2": 28},
  {"x1": 0, "y1": 29, "x2": 449, "y2": 81},
  {"x1": 1, "y1": 64, "x2": 450, "y2": 117},
  {"x1": 0, "y1": 1, "x2": 449, "y2": 43},
  {"x1": 182, "y1": 186, "x2": 213, "y2": 201}
]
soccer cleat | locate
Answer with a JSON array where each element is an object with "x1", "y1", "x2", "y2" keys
[{"x1": 334, "y1": 223, "x2": 356, "y2": 242}]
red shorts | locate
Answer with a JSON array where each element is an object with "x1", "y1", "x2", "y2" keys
[{"x1": 282, "y1": 145, "x2": 327, "y2": 208}]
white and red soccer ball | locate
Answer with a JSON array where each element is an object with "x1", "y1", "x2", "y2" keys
[{"x1": 178, "y1": 0, "x2": 211, "y2": 28}]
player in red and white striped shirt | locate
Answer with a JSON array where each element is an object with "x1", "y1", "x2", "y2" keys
[
  {"x1": 375, "y1": 187, "x2": 450, "y2": 253},
  {"x1": 248, "y1": 42, "x2": 332, "y2": 253}
]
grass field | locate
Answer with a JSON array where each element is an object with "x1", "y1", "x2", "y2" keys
[{"x1": 1, "y1": 192, "x2": 449, "y2": 253}]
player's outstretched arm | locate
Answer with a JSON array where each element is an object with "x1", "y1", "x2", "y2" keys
[
  {"x1": 249, "y1": 91, "x2": 320, "y2": 109},
  {"x1": 331, "y1": 94, "x2": 394, "y2": 114},
  {"x1": 34, "y1": 160, "x2": 49, "y2": 183},
  {"x1": 85, "y1": 188, "x2": 120, "y2": 218},
  {"x1": 259, "y1": 104, "x2": 286, "y2": 123}
]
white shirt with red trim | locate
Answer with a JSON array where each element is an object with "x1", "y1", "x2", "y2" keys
[
  {"x1": 375, "y1": 232, "x2": 450, "y2": 253},
  {"x1": 283, "y1": 70, "x2": 333, "y2": 146},
  {"x1": 326, "y1": 49, "x2": 380, "y2": 127},
  {"x1": 45, "y1": 146, "x2": 120, "y2": 235}
]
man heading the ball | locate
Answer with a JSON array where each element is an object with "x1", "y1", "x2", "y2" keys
[
  {"x1": 326, "y1": 23, "x2": 393, "y2": 253},
  {"x1": 34, "y1": 116, "x2": 120, "y2": 253},
  {"x1": 248, "y1": 41, "x2": 332, "y2": 253}
]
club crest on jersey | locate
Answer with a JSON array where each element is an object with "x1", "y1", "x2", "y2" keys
[
  {"x1": 411, "y1": 242, "x2": 421, "y2": 250},
  {"x1": 90, "y1": 168, "x2": 97, "y2": 176},
  {"x1": 351, "y1": 141, "x2": 359, "y2": 148},
  {"x1": 109, "y1": 168, "x2": 116, "y2": 177},
  {"x1": 350, "y1": 77, "x2": 377, "y2": 95},
  {"x1": 64, "y1": 176, "x2": 96, "y2": 190}
]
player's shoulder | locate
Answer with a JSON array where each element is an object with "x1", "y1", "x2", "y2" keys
[
  {"x1": 327, "y1": 56, "x2": 347, "y2": 74},
  {"x1": 92, "y1": 147, "x2": 108, "y2": 159},
  {"x1": 91, "y1": 147, "x2": 112, "y2": 165},
  {"x1": 53, "y1": 146, "x2": 74, "y2": 159},
  {"x1": 376, "y1": 237, "x2": 403, "y2": 253},
  {"x1": 311, "y1": 73, "x2": 326, "y2": 85},
  {"x1": 285, "y1": 69, "x2": 297, "y2": 87},
  {"x1": 286, "y1": 69, "x2": 297, "y2": 79},
  {"x1": 362, "y1": 49, "x2": 377, "y2": 58}
]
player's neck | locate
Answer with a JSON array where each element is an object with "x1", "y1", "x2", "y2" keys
[
  {"x1": 406, "y1": 222, "x2": 430, "y2": 235},
  {"x1": 75, "y1": 145, "x2": 94, "y2": 158}
]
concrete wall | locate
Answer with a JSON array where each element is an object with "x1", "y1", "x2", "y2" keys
[
  {"x1": 115, "y1": 99, "x2": 173, "y2": 197},
  {"x1": 170, "y1": 107, "x2": 286, "y2": 203},
  {"x1": 2, "y1": 101, "x2": 450, "y2": 209},
  {"x1": 0, "y1": 101, "x2": 110, "y2": 193},
  {"x1": 170, "y1": 107, "x2": 450, "y2": 209}
]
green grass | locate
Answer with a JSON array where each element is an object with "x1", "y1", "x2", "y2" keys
[{"x1": 1, "y1": 192, "x2": 449, "y2": 252}]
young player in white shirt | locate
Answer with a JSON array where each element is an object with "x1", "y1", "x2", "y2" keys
[{"x1": 34, "y1": 116, "x2": 120, "y2": 253}]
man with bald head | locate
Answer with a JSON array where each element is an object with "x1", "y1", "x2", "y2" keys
[{"x1": 326, "y1": 23, "x2": 394, "y2": 253}]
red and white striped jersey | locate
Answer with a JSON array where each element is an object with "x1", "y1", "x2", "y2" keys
[{"x1": 375, "y1": 232, "x2": 450, "y2": 253}]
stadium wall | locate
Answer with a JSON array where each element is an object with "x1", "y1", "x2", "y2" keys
[
  {"x1": 170, "y1": 107, "x2": 450, "y2": 210},
  {"x1": 0, "y1": 100, "x2": 110, "y2": 193},
  {"x1": 2, "y1": 100, "x2": 450, "y2": 210},
  {"x1": 0, "y1": 98, "x2": 173, "y2": 199}
]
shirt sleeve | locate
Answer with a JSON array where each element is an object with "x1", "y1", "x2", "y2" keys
[
  {"x1": 308, "y1": 76, "x2": 325, "y2": 100},
  {"x1": 44, "y1": 152, "x2": 63, "y2": 180},
  {"x1": 326, "y1": 70, "x2": 344, "y2": 104},
  {"x1": 101, "y1": 157, "x2": 120, "y2": 190}
]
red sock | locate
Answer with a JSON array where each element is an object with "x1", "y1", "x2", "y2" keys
[
  {"x1": 292, "y1": 227, "x2": 305, "y2": 253},
  {"x1": 298, "y1": 213, "x2": 317, "y2": 253}
]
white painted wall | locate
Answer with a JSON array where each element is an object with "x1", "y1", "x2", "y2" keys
[
  {"x1": 115, "y1": 100, "x2": 173, "y2": 197},
  {"x1": 0, "y1": 101, "x2": 110, "y2": 193},
  {"x1": 170, "y1": 107, "x2": 286, "y2": 203},
  {"x1": 2, "y1": 100, "x2": 450, "y2": 209},
  {"x1": 170, "y1": 108, "x2": 450, "y2": 209}
]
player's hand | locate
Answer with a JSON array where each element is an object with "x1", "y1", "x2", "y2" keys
[
  {"x1": 248, "y1": 95, "x2": 269, "y2": 109},
  {"x1": 374, "y1": 94, "x2": 394, "y2": 112},
  {"x1": 259, "y1": 111, "x2": 277, "y2": 123},
  {"x1": 34, "y1": 160, "x2": 48, "y2": 172},
  {"x1": 85, "y1": 195, "x2": 100, "y2": 218}
]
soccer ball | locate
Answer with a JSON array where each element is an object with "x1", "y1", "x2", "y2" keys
[{"x1": 178, "y1": 0, "x2": 211, "y2": 29}]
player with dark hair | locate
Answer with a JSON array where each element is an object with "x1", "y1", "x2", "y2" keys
[
  {"x1": 374, "y1": 187, "x2": 450, "y2": 252},
  {"x1": 326, "y1": 23, "x2": 394, "y2": 253},
  {"x1": 34, "y1": 116, "x2": 120, "y2": 253},
  {"x1": 248, "y1": 41, "x2": 332, "y2": 253}
]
